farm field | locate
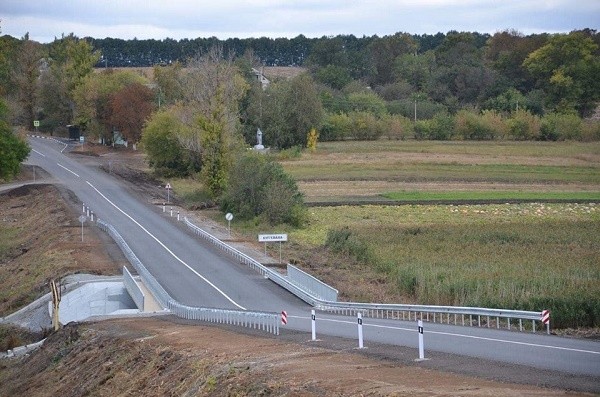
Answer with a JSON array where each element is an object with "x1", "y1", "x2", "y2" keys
[
  {"x1": 281, "y1": 140, "x2": 600, "y2": 203},
  {"x1": 271, "y1": 141, "x2": 600, "y2": 329}
]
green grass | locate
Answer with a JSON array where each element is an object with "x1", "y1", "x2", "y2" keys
[
  {"x1": 382, "y1": 191, "x2": 600, "y2": 201},
  {"x1": 170, "y1": 178, "x2": 212, "y2": 206}
]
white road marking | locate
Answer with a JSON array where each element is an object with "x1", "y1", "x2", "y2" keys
[
  {"x1": 57, "y1": 163, "x2": 80, "y2": 177},
  {"x1": 32, "y1": 149, "x2": 46, "y2": 157},
  {"x1": 86, "y1": 181, "x2": 246, "y2": 310},
  {"x1": 288, "y1": 315, "x2": 600, "y2": 355}
]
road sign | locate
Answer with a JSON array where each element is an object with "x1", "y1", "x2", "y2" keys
[
  {"x1": 33, "y1": 120, "x2": 40, "y2": 127},
  {"x1": 541, "y1": 309, "x2": 550, "y2": 324},
  {"x1": 258, "y1": 234, "x2": 288, "y2": 242},
  {"x1": 79, "y1": 136, "x2": 85, "y2": 143},
  {"x1": 165, "y1": 183, "x2": 172, "y2": 203},
  {"x1": 225, "y1": 213, "x2": 233, "y2": 221}
]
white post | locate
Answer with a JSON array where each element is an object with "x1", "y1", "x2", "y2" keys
[
  {"x1": 90, "y1": 212, "x2": 94, "y2": 222},
  {"x1": 357, "y1": 312, "x2": 364, "y2": 349},
  {"x1": 163, "y1": 203, "x2": 165, "y2": 212},
  {"x1": 170, "y1": 207, "x2": 173, "y2": 217},
  {"x1": 167, "y1": 188, "x2": 170, "y2": 204},
  {"x1": 177, "y1": 211, "x2": 180, "y2": 221},
  {"x1": 82, "y1": 202, "x2": 85, "y2": 214},
  {"x1": 311, "y1": 310, "x2": 316, "y2": 341},
  {"x1": 86, "y1": 207, "x2": 90, "y2": 217},
  {"x1": 418, "y1": 320, "x2": 425, "y2": 360}
]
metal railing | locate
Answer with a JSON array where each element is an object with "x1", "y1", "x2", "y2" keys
[
  {"x1": 97, "y1": 219, "x2": 280, "y2": 335},
  {"x1": 97, "y1": 219, "x2": 170, "y2": 309},
  {"x1": 183, "y1": 217, "x2": 549, "y2": 333},
  {"x1": 122, "y1": 266, "x2": 145, "y2": 310},
  {"x1": 288, "y1": 264, "x2": 338, "y2": 302},
  {"x1": 168, "y1": 301, "x2": 279, "y2": 335}
]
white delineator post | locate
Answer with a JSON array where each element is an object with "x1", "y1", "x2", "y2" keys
[
  {"x1": 311, "y1": 310, "x2": 317, "y2": 341},
  {"x1": 418, "y1": 319, "x2": 425, "y2": 360},
  {"x1": 357, "y1": 312, "x2": 364, "y2": 348}
]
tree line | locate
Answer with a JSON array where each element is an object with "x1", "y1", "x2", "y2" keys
[{"x1": 1, "y1": 27, "x2": 599, "y2": 221}]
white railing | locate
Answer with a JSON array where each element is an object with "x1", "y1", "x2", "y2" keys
[
  {"x1": 183, "y1": 216, "x2": 549, "y2": 333},
  {"x1": 122, "y1": 266, "x2": 145, "y2": 310},
  {"x1": 288, "y1": 264, "x2": 338, "y2": 302},
  {"x1": 168, "y1": 301, "x2": 279, "y2": 335},
  {"x1": 97, "y1": 219, "x2": 280, "y2": 335}
]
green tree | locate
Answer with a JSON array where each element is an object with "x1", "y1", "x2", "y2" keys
[
  {"x1": 73, "y1": 69, "x2": 147, "y2": 142},
  {"x1": 251, "y1": 73, "x2": 323, "y2": 149},
  {"x1": 523, "y1": 31, "x2": 600, "y2": 116},
  {"x1": 141, "y1": 110, "x2": 190, "y2": 176},
  {"x1": 221, "y1": 152, "x2": 306, "y2": 226},
  {"x1": 13, "y1": 34, "x2": 44, "y2": 129},
  {"x1": 0, "y1": 99, "x2": 30, "y2": 181},
  {"x1": 39, "y1": 34, "x2": 100, "y2": 133},
  {"x1": 368, "y1": 33, "x2": 417, "y2": 86}
]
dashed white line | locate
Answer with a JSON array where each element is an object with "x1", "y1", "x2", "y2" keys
[
  {"x1": 86, "y1": 180, "x2": 246, "y2": 310},
  {"x1": 57, "y1": 163, "x2": 79, "y2": 177},
  {"x1": 32, "y1": 149, "x2": 46, "y2": 157}
]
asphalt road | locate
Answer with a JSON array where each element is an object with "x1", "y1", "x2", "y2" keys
[{"x1": 25, "y1": 137, "x2": 600, "y2": 383}]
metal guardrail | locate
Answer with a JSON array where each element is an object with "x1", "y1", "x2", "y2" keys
[
  {"x1": 288, "y1": 264, "x2": 338, "y2": 302},
  {"x1": 96, "y1": 219, "x2": 280, "y2": 335},
  {"x1": 97, "y1": 219, "x2": 171, "y2": 309},
  {"x1": 168, "y1": 301, "x2": 279, "y2": 335},
  {"x1": 122, "y1": 266, "x2": 145, "y2": 310},
  {"x1": 183, "y1": 217, "x2": 549, "y2": 333}
]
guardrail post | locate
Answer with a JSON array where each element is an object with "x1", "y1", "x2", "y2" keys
[
  {"x1": 163, "y1": 203, "x2": 165, "y2": 213},
  {"x1": 170, "y1": 207, "x2": 173, "y2": 217},
  {"x1": 417, "y1": 319, "x2": 425, "y2": 360},
  {"x1": 357, "y1": 312, "x2": 364, "y2": 349},
  {"x1": 311, "y1": 309, "x2": 317, "y2": 341},
  {"x1": 177, "y1": 211, "x2": 180, "y2": 221}
]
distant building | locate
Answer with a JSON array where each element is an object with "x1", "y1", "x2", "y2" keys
[{"x1": 252, "y1": 68, "x2": 270, "y2": 90}]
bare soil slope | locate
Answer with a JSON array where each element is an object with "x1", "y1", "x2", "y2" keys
[{"x1": 1, "y1": 317, "x2": 592, "y2": 397}]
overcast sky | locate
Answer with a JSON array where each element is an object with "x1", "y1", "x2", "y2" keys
[{"x1": 1, "y1": 0, "x2": 599, "y2": 43}]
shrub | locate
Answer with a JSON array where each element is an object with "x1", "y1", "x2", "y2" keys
[
  {"x1": 455, "y1": 110, "x2": 495, "y2": 140},
  {"x1": 540, "y1": 112, "x2": 584, "y2": 141},
  {"x1": 324, "y1": 227, "x2": 374, "y2": 264},
  {"x1": 507, "y1": 110, "x2": 541, "y2": 140},
  {"x1": 349, "y1": 111, "x2": 384, "y2": 140},
  {"x1": 320, "y1": 112, "x2": 352, "y2": 141},
  {"x1": 220, "y1": 152, "x2": 306, "y2": 226},
  {"x1": 380, "y1": 114, "x2": 412, "y2": 140}
]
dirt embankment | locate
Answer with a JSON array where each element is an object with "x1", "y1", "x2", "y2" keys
[{"x1": 2, "y1": 317, "x2": 593, "y2": 397}]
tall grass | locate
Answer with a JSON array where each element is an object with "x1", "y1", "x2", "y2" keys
[{"x1": 297, "y1": 203, "x2": 600, "y2": 328}]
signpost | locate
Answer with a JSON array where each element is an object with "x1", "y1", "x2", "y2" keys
[
  {"x1": 258, "y1": 234, "x2": 288, "y2": 263},
  {"x1": 165, "y1": 183, "x2": 172, "y2": 204},
  {"x1": 78, "y1": 215, "x2": 86, "y2": 242},
  {"x1": 225, "y1": 213, "x2": 233, "y2": 237},
  {"x1": 33, "y1": 120, "x2": 39, "y2": 132}
]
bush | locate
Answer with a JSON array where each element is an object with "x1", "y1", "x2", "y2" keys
[
  {"x1": 324, "y1": 227, "x2": 374, "y2": 264},
  {"x1": 349, "y1": 111, "x2": 384, "y2": 140},
  {"x1": 320, "y1": 113, "x2": 352, "y2": 141},
  {"x1": 455, "y1": 110, "x2": 497, "y2": 140},
  {"x1": 220, "y1": 152, "x2": 306, "y2": 226},
  {"x1": 0, "y1": 122, "x2": 30, "y2": 181},
  {"x1": 540, "y1": 113, "x2": 583, "y2": 141},
  {"x1": 507, "y1": 110, "x2": 541, "y2": 140},
  {"x1": 380, "y1": 114, "x2": 412, "y2": 140}
]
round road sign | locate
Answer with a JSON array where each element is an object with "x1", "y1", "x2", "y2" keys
[
  {"x1": 78, "y1": 215, "x2": 86, "y2": 223},
  {"x1": 225, "y1": 213, "x2": 233, "y2": 221}
]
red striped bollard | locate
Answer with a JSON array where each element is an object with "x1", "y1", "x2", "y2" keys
[
  {"x1": 541, "y1": 309, "x2": 550, "y2": 334},
  {"x1": 281, "y1": 310, "x2": 288, "y2": 325}
]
